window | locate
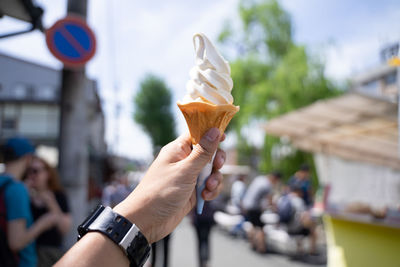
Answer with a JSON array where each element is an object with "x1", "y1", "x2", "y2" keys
[
  {"x1": 13, "y1": 83, "x2": 29, "y2": 99},
  {"x1": 0, "y1": 83, "x2": 5, "y2": 99},
  {"x1": 384, "y1": 72, "x2": 397, "y2": 85},
  {"x1": 35, "y1": 85, "x2": 57, "y2": 101},
  {"x1": 361, "y1": 79, "x2": 379, "y2": 95},
  {"x1": 2, "y1": 118, "x2": 16, "y2": 129},
  {"x1": 2, "y1": 104, "x2": 18, "y2": 136}
]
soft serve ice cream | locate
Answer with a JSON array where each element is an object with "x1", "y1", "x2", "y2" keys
[
  {"x1": 182, "y1": 33, "x2": 234, "y2": 105},
  {"x1": 178, "y1": 33, "x2": 239, "y2": 214}
]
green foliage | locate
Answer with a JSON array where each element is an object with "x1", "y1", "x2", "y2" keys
[
  {"x1": 239, "y1": 0, "x2": 293, "y2": 60},
  {"x1": 260, "y1": 136, "x2": 318, "y2": 188},
  {"x1": 134, "y1": 74, "x2": 176, "y2": 154},
  {"x1": 219, "y1": 0, "x2": 343, "y2": 180}
]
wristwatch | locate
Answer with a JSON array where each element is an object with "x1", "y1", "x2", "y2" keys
[{"x1": 78, "y1": 205, "x2": 151, "y2": 267}]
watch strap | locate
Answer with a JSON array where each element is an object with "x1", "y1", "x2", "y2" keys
[
  {"x1": 77, "y1": 205, "x2": 151, "y2": 267},
  {"x1": 126, "y1": 230, "x2": 151, "y2": 267}
]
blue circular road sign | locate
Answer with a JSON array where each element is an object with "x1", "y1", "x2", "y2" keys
[{"x1": 46, "y1": 16, "x2": 96, "y2": 68}]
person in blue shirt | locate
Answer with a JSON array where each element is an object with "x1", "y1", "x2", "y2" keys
[
  {"x1": 288, "y1": 164, "x2": 313, "y2": 208},
  {"x1": 1, "y1": 137, "x2": 57, "y2": 267}
]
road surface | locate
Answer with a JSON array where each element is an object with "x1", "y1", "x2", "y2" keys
[{"x1": 149, "y1": 218, "x2": 326, "y2": 267}]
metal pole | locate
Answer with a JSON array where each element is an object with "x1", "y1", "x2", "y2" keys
[
  {"x1": 398, "y1": 65, "x2": 400, "y2": 156},
  {"x1": 58, "y1": 0, "x2": 88, "y2": 248}
]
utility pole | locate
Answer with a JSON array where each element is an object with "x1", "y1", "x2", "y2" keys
[
  {"x1": 58, "y1": 0, "x2": 88, "y2": 247},
  {"x1": 397, "y1": 45, "x2": 400, "y2": 157}
]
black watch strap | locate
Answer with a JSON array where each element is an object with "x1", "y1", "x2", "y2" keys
[{"x1": 78, "y1": 205, "x2": 151, "y2": 267}]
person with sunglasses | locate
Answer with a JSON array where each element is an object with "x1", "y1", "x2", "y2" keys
[{"x1": 24, "y1": 156, "x2": 72, "y2": 267}]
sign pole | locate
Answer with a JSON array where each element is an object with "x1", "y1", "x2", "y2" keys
[
  {"x1": 58, "y1": 0, "x2": 89, "y2": 248},
  {"x1": 398, "y1": 64, "x2": 400, "y2": 156}
]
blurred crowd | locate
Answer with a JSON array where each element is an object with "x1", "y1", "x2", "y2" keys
[
  {"x1": 0, "y1": 137, "x2": 71, "y2": 267},
  {"x1": 216, "y1": 164, "x2": 323, "y2": 259},
  {"x1": 0, "y1": 136, "x2": 137, "y2": 267}
]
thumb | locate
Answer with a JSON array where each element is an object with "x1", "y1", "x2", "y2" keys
[{"x1": 184, "y1": 128, "x2": 220, "y2": 172}]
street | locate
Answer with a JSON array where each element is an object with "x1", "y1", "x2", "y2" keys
[{"x1": 154, "y1": 218, "x2": 327, "y2": 267}]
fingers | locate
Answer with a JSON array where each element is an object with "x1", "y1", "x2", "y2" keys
[
  {"x1": 185, "y1": 128, "x2": 220, "y2": 172},
  {"x1": 202, "y1": 171, "x2": 223, "y2": 201},
  {"x1": 220, "y1": 133, "x2": 226, "y2": 142},
  {"x1": 172, "y1": 133, "x2": 192, "y2": 157},
  {"x1": 159, "y1": 133, "x2": 192, "y2": 163},
  {"x1": 213, "y1": 148, "x2": 226, "y2": 170}
]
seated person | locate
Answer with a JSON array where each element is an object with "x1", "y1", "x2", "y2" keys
[
  {"x1": 277, "y1": 186, "x2": 317, "y2": 255},
  {"x1": 242, "y1": 171, "x2": 281, "y2": 253}
]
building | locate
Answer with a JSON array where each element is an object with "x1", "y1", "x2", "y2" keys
[
  {"x1": 0, "y1": 52, "x2": 106, "y2": 156},
  {"x1": 0, "y1": 53, "x2": 60, "y2": 144},
  {"x1": 352, "y1": 64, "x2": 397, "y2": 102}
]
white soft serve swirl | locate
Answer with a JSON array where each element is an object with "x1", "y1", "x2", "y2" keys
[{"x1": 183, "y1": 33, "x2": 234, "y2": 105}]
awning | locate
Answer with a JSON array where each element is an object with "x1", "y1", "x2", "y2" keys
[{"x1": 264, "y1": 93, "x2": 400, "y2": 169}]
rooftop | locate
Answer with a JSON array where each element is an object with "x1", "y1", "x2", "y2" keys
[{"x1": 264, "y1": 93, "x2": 399, "y2": 170}]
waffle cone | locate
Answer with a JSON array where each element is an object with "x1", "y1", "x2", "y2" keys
[{"x1": 177, "y1": 101, "x2": 239, "y2": 144}]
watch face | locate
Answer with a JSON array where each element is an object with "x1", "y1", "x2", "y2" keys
[{"x1": 77, "y1": 205, "x2": 107, "y2": 240}]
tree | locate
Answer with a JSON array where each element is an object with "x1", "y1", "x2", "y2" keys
[
  {"x1": 134, "y1": 74, "x2": 176, "y2": 155},
  {"x1": 219, "y1": 0, "x2": 342, "y2": 182}
]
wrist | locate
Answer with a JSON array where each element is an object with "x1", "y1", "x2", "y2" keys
[{"x1": 113, "y1": 198, "x2": 155, "y2": 244}]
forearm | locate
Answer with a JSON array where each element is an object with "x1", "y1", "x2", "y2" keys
[
  {"x1": 44, "y1": 194, "x2": 71, "y2": 234},
  {"x1": 8, "y1": 219, "x2": 48, "y2": 251},
  {"x1": 57, "y1": 214, "x2": 72, "y2": 235},
  {"x1": 55, "y1": 232, "x2": 129, "y2": 267},
  {"x1": 45, "y1": 196, "x2": 63, "y2": 215}
]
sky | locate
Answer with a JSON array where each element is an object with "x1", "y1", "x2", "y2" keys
[{"x1": 0, "y1": 0, "x2": 399, "y2": 160}]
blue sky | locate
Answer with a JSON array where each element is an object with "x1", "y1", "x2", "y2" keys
[{"x1": 0, "y1": 0, "x2": 399, "y2": 159}]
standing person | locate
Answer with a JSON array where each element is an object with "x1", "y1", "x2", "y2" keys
[
  {"x1": 192, "y1": 201, "x2": 216, "y2": 267},
  {"x1": 24, "y1": 156, "x2": 72, "y2": 267},
  {"x1": 288, "y1": 164, "x2": 313, "y2": 207},
  {"x1": 0, "y1": 137, "x2": 57, "y2": 267},
  {"x1": 242, "y1": 171, "x2": 282, "y2": 253},
  {"x1": 102, "y1": 173, "x2": 132, "y2": 208},
  {"x1": 229, "y1": 175, "x2": 247, "y2": 237},
  {"x1": 230, "y1": 174, "x2": 246, "y2": 211},
  {"x1": 150, "y1": 234, "x2": 171, "y2": 267}
]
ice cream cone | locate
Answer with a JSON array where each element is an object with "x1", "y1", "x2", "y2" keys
[
  {"x1": 177, "y1": 101, "x2": 239, "y2": 145},
  {"x1": 179, "y1": 33, "x2": 239, "y2": 214}
]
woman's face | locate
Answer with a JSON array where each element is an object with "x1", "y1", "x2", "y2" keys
[{"x1": 26, "y1": 159, "x2": 48, "y2": 190}]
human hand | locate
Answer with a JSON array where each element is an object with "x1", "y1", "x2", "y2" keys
[
  {"x1": 114, "y1": 128, "x2": 225, "y2": 244},
  {"x1": 37, "y1": 212, "x2": 59, "y2": 231},
  {"x1": 38, "y1": 190, "x2": 55, "y2": 204},
  {"x1": 37, "y1": 190, "x2": 62, "y2": 213}
]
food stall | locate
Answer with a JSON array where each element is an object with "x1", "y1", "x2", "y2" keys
[{"x1": 264, "y1": 93, "x2": 400, "y2": 267}]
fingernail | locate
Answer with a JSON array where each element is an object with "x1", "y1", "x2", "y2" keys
[
  {"x1": 209, "y1": 178, "x2": 217, "y2": 189},
  {"x1": 205, "y1": 128, "x2": 220, "y2": 142},
  {"x1": 220, "y1": 154, "x2": 226, "y2": 165}
]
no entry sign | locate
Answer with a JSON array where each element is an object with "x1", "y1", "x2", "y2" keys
[{"x1": 46, "y1": 16, "x2": 96, "y2": 68}]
